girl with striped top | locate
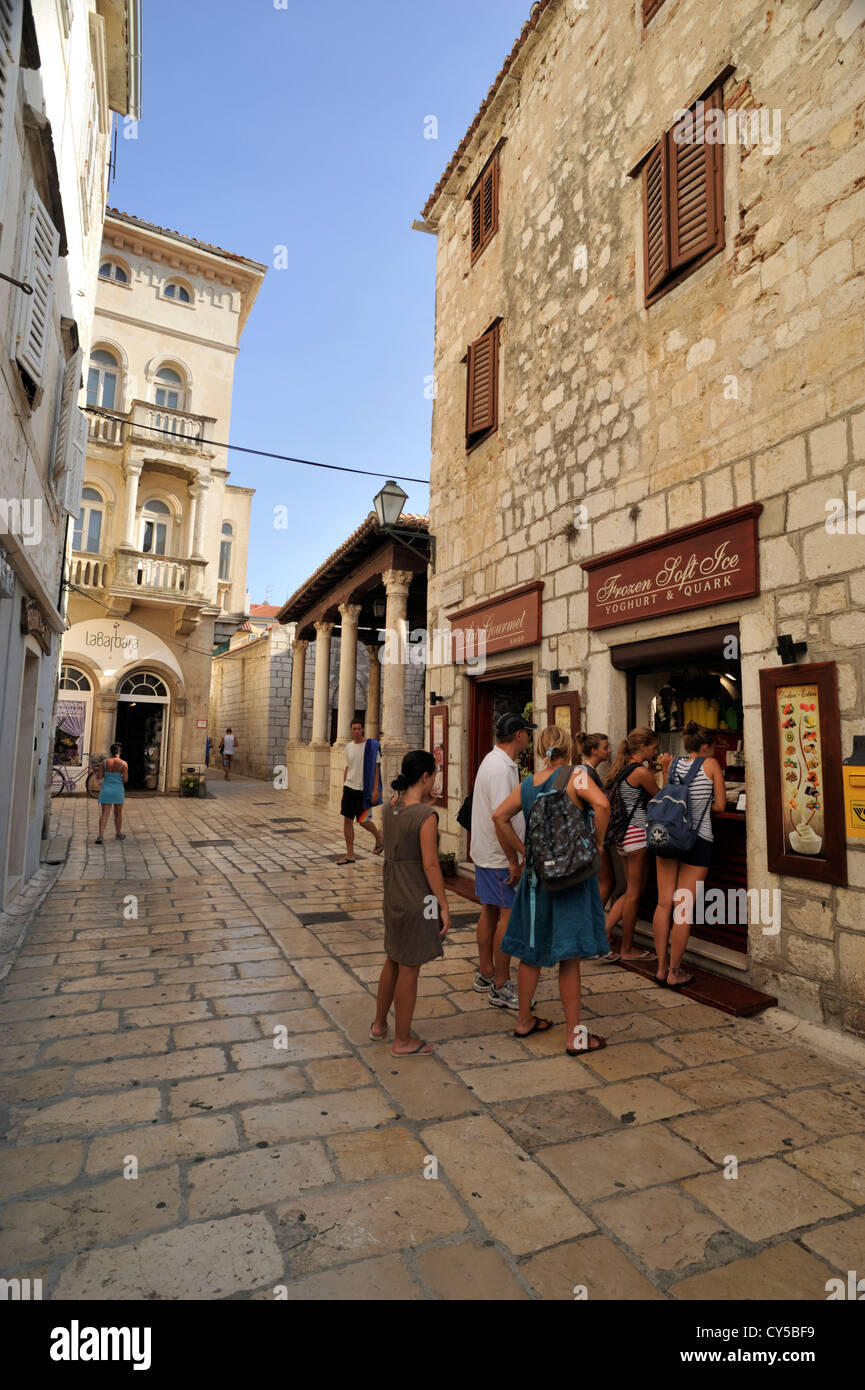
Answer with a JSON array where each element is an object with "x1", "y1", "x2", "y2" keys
[
  {"x1": 603, "y1": 728, "x2": 660, "y2": 962},
  {"x1": 652, "y1": 723, "x2": 726, "y2": 989}
]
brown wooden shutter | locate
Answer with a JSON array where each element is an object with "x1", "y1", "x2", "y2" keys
[
  {"x1": 642, "y1": 141, "x2": 669, "y2": 299},
  {"x1": 669, "y1": 94, "x2": 720, "y2": 270},
  {"x1": 643, "y1": 0, "x2": 666, "y2": 23},
  {"x1": 466, "y1": 325, "x2": 498, "y2": 443},
  {"x1": 471, "y1": 182, "x2": 483, "y2": 257},
  {"x1": 469, "y1": 152, "x2": 499, "y2": 264}
]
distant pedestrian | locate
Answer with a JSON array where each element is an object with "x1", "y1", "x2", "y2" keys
[
  {"x1": 493, "y1": 726, "x2": 610, "y2": 1054},
  {"x1": 651, "y1": 724, "x2": 726, "y2": 989},
  {"x1": 95, "y1": 744, "x2": 128, "y2": 844},
  {"x1": 338, "y1": 720, "x2": 383, "y2": 864},
  {"x1": 205, "y1": 735, "x2": 211, "y2": 767},
  {"x1": 371, "y1": 750, "x2": 450, "y2": 1056},
  {"x1": 220, "y1": 728, "x2": 238, "y2": 780},
  {"x1": 470, "y1": 712, "x2": 536, "y2": 1010},
  {"x1": 603, "y1": 728, "x2": 659, "y2": 962}
]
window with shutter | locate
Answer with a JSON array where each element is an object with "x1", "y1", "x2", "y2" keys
[
  {"x1": 642, "y1": 0, "x2": 667, "y2": 25},
  {"x1": 52, "y1": 348, "x2": 83, "y2": 486},
  {"x1": 14, "y1": 185, "x2": 61, "y2": 396},
  {"x1": 465, "y1": 323, "x2": 499, "y2": 449},
  {"x1": 469, "y1": 153, "x2": 499, "y2": 265},
  {"x1": 62, "y1": 408, "x2": 89, "y2": 517},
  {"x1": 0, "y1": 0, "x2": 22, "y2": 223},
  {"x1": 641, "y1": 86, "x2": 724, "y2": 306}
]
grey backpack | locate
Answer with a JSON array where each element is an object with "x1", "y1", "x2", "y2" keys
[{"x1": 525, "y1": 766, "x2": 601, "y2": 892}]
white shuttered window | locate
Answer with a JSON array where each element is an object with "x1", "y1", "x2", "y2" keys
[
  {"x1": 0, "y1": 0, "x2": 23, "y2": 225},
  {"x1": 14, "y1": 184, "x2": 60, "y2": 391}
]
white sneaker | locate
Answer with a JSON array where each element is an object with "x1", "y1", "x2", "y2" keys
[{"x1": 488, "y1": 979, "x2": 519, "y2": 1010}]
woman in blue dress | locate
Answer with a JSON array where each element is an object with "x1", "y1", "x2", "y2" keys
[
  {"x1": 95, "y1": 743, "x2": 128, "y2": 844},
  {"x1": 493, "y1": 726, "x2": 610, "y2": 1055}
]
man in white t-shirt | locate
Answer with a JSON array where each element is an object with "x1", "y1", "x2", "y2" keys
[
  {"x1": 220, "y1": 728, "x2": 238, "y2": 780},
  {"x1": 470, "y1": 712, "x2": 535, "y2": 1010},
  {"x1": 338, "y1": 720, "x2": 383, "y2": 865}
]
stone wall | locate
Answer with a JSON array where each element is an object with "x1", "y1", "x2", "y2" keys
[
  {"x1": 210, "y1": 630, "x2": 291, "y2": 780},
  {"x1": 424, "y1": 0, "x2": 865, "y2": 1034}
]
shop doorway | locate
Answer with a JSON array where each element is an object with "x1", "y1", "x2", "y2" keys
[
  {"x1": 468, "y1": 666, "x2": 535, "y2": 793},
  {"x1": 115, "y1": 671, "x2": 169, "y2": 792},
  {"x1": 612, "y1": 624, "x2": 746, "y2": 953}
]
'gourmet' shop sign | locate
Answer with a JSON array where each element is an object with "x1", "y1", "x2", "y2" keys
[{"x1": 582, "y1": 504, "x2": 763, "y2": 631}]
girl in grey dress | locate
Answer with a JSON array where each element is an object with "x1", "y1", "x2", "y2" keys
[{"x1": 371, "y1": 750, "x2": 451, "y2": 1057}]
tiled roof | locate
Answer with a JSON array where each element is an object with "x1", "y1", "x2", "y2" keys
[
  {"x1": 421, "y1": 0, "x2": 554, "y2": 220},
  {"x1": 105, "y1": 209, "x2": 268, "y2": 272},
  {"x1": 249, "y1": 604, "x2": 281, "y2": 618},
  {"x1": 277, "y1": 513, "x2": 429, "y2": 624}
]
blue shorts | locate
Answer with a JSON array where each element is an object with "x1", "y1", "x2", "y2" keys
[{"x1": 475, "y1": 865, "x2": 516, "y2": 910}]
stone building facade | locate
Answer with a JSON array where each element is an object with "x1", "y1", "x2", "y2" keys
[
  {"x1": 61, "y1": 211, "x2": 264, "y2": 792},
  {"x1": 420, "y1": 0, "x2": 865, "y2": 1035},
  {"x1": 0, "y1": 0, "x2": 139, "y2": 909}
]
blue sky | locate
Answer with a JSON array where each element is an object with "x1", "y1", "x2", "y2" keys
[{"x1": 112, "y1": 0, "x2": 532, "y2": 604}]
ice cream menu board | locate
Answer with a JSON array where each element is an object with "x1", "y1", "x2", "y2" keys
[
  {"x1": 778, "y1": 685, "x2": 824, "y2": 855},
  {"x1": 760, "y1": 662, "x2": 847, "y2": 886}
]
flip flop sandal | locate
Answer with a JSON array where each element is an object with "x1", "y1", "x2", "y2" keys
[
  {"x1": 372, "y1": 845, "x2": 384, "y2": 856},
  {"x1": 667, "y1": 974, "x2": 694, "y2": 990},
  {"x1": 369, "y1": 1025, "x2": 388, "y2": 1041},
  {"x1": 598, "y1": 952, "x2": 620, "y2": 963},
  {"x1": 654, "y1": 975, "x2": 669, "y2": 987},
  {"x1": 567, "y1": 1033, "x2": 608, "y2": 1056},
  {"x1": 514, "y1": 1017, "x2": 554, "y2": 1038},
  {"x1": 336, "y1": 857, "x2": 356, "y2": 865},
  {"x1": 95, "y1": 837, "x2": 103, "y2": 844},
  {"x1": 392, "y1": 1041, "x2": 433, "y2": 1057}
]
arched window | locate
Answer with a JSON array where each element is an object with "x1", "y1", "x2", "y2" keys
[
  {"x1": 87, "y1": 349, "x2": 119, "y2": 410},
  {"x1": 60, "y1": 666, "x2": 92, "y2": 691},
  {"x1": 163, "y1": 281, "x2": 192, "y2": 304},
  {"x1": 99, "y1": 260, "x2": 128, "y2": 284},
  {"x1": 219, "y1": 522, "x2": 233, "y2": 582},
  {"x1": 154, "y1": 365, "x2": 184, "y2": 411},
  {"x1": 140, "y1": 498, "x2": 173, "y2": 556},
  {"x1": 118, "y1": 671, "x2": 169, "y2": 698},
  {"x1": 71, "y1": 486, "x2": 104, "y2": 554}
]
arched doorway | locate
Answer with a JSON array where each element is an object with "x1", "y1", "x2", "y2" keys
[
  {"x1": 55, "y1": 665, "x2": 94, "y2": 768},
  {"x1": 115, "y1": 670, "x2": 170, "y2": 791}
]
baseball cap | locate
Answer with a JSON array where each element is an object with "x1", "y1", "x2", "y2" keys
[{"x1": 496, "y1": 713, "x2": 538, "y2": 738}]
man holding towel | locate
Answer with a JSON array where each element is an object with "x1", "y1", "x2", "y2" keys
[{"x1": 338, "y1": 720, "x2": 383, "y2": 864}]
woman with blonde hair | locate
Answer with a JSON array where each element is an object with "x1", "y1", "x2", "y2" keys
[
  {"x1": 652, "y1": 723, "x2": 726, "y2": 988},
  {"x1": 492, "y1": 725, "x2": 610, "y2": 1055},
  {"x1": 603, "y1": 727, "x2": 659, "y2": 962}
]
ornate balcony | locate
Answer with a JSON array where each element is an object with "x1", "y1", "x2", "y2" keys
[
  {"x1": 85, "y1": 402, "x2": 214, "y2": 456},
  {"x1": 113, "y1": 549, "x2": 207, "y2": 599},
  {"x1": 68, "y1": 553, "x2": 110, "y2": 591}
]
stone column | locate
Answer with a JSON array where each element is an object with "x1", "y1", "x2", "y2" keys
[
  {"x1": 380, "y1": 570, "x2": 412, "y2": 788},
  {"x1": 365, "y1": 644, "x2": 381, "y2": 740},
  {"x1": 288, "y1": 638, "x2": 308, "y2": 742},
  {"x1": 185, "y1": 484, "x2": 200, "y2": 557},
  {"x1": 120, "y1": 461, "x2": 142, "y2": 549},
  {"x1": 310, "y1": 619, "x2": 334, "y2": 746},
  {"x1": 192, "y1": 476, "x2": 210, "y2": 559},
  {"x1": 336, "y1": 603, "x2": 362, "y2": 742}
]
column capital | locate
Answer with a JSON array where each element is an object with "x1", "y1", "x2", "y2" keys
[
  {"x1": 124, "y1": 460, "x2": 143, "y2": 480},
  {"x1": 365, "y1": 643, "x2": 381, "y2": 664},
  {"x1": 291, "y1": 637, "x2": 309, "y2": 655},
  {"x1": 314, "y1": 619, "x2": 335, "y2": 638},
  {"x1": 381, "y1": 569, "x2": 412, "y2": 597},
  {"x1": 338, "y1": 602, "x2": 362, "y2": 623}
]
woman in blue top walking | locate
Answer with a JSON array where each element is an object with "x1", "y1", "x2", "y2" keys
[
  {"x1": 493, "y1": 726, "x2": 611, "y2": 1056},
  {"x1": 95, "y1": 744, "x2": 128, "y2": 844}
]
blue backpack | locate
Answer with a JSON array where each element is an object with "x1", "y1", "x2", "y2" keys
[{"x1": 646, "y1": 757, "x2": 711, "y2": 857}]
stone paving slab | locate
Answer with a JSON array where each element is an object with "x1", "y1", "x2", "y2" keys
[{"x1": 0, "y1": 778, "x2": 863, "y2": 1300}]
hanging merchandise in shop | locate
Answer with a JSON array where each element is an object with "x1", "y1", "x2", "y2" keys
[{"x1": 581, "y1": 505, "x2": 762, "y2": 630}]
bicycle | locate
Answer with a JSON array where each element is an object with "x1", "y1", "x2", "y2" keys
[{"x1": 51, "y1": 754, "x2": 104, "y2": 799}]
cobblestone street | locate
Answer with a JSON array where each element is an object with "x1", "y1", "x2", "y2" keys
[{"x1": 0, "y1": 779, "x2": 863, "y2": 1301}]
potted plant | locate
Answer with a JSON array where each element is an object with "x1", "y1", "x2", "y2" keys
[
  {"x1": 439, "y1": 851, "x2": 457, "y2": 878},
  {"x1": 181, "y1": 768, "x2": 200, "y2": 797}
]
